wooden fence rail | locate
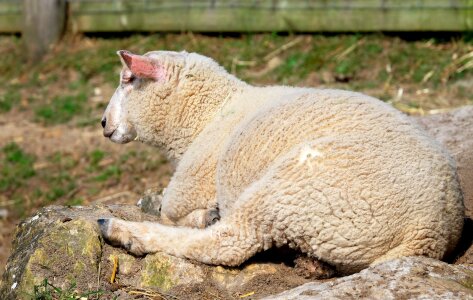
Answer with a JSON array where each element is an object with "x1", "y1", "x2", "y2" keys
[
  {"x1": 2, "y1": 0, "x2": 473, "y2": 34},
  {"x1": 2, "y1": 0, "x2": 473, "y2": 61}
]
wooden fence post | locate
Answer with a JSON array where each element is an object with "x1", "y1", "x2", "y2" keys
[{"x1": 23, "y1": 0, "x2": 67, "y2": 62}]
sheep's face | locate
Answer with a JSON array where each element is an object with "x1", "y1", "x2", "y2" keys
[{"x1": 102, "y1": 50, "x2": 181, "y2": 145}]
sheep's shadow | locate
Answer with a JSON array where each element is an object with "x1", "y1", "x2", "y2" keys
[{"x1": 446, "y1": 217, "x2": 473, "y2": 263}]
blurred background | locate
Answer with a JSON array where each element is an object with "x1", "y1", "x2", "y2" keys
[{"x1": 1, "y1": 0, "x2": 473, "y2": 273}]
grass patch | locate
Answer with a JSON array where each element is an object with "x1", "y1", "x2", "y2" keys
[
  {"x1": 0, "y1": 143, "x2": 36, "y2": 192},
  {"x1": 30, "y1": 278, "x2": 104, "y2": 300},
  {"x1": 65, "y1": 197, "x2": 84, "y2": 206},
  {"x1": 35, "y1": 93, "x2": 88, "y2": 125},
  {"x1": 0, "y1": 90, "x2": 20, "y2": 112},
  {"x1": 93, "y1": 165, "x2": 121, "y2": 182},
  {"x1": 89, "y1": 150, "x2": 105, "y2": 168}
]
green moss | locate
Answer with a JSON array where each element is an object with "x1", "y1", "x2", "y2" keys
[
  {"x1": 141, "y1": 255, "x2": 175, "y2": 291},
  {"x1": 15, "y1": 220, "x2": 102, "y2": 299},
  {"x1": 460, "y1": 279, "x2": 473, "y2": 290},
  {"x1": 459, "y1": 270, "x2": 473, "y2": 291}
]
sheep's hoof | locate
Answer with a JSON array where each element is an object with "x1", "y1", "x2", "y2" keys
[
  {"x1": 138, "y1": 192, "x2": 163, "y2": 216},
  {"x1": 97, "y1": 218, "x2": 110, "y2": 236},
  {"x1": 97, "y1": 218, "x2": 145, "y2": 256},
  {"x1": 204, "y1": 209, "x2": 220, "y2": 227}
]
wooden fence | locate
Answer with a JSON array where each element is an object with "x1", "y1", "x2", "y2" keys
[
  {"x1": 3, "y1": 0, "x2": 473, "y2": 61},
  {"x1": 2, "y1": 0, "x2": 473, "y2": 34}
]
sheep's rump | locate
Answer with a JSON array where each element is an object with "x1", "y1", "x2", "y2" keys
[{"x1": 216, "y1": 89, "x2": 464, "y2": 272}]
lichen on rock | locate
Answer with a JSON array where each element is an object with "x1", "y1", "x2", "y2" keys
[
  {"x1": 0, "y1": 207, "x2": 104, "y2": 300},
  {"x1": 141, "y1": 252, "x2": 204, "y2": 291},
  {"x1": 265, "y1": 257, "x2": 473, "y2": 299}
]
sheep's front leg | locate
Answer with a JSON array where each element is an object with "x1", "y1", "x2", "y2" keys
[
  {"x1": 138, "y1": 190, "x2": 219, "y2": 228},
  {"x1": 141, "y1": 148, "x2": 222, "y2": 229}
]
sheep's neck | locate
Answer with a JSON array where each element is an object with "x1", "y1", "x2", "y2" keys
[{"x1": 162, "y1": 74, "x2": 246, "y2": 163}]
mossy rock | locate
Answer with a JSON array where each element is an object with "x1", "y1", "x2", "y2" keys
[
  {"x1": 141, "y1": 252, "x2": 205, "y2": 291},
  {"x1": 0, "y1": 212, "x2": 102, "y2": 299}
]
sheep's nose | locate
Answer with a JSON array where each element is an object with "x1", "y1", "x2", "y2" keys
[
  {"x1": 101, "y1": 117, "x2": 106, "y2": 128},
  {"x1": 103, "y1": 129, "x2": 114, "y2": 138}
]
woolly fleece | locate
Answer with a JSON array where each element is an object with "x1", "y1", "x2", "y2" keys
[{"x1": 100, "y1": 51, "x2": 464, "y2": 274}]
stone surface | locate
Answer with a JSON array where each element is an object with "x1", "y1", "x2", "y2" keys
[
  {"x1": 416, "y1": 106, "x2": 473, "y2": 219},
  {"x1": 211, "y1": 263, "x2": 278, "y2": 290},
  {"x1": 141, "y1": 252, "x2": 205, "y2": 291},
  {"x1": 416, "y1": 106, "x2": 473, "y2": 266},
  {"x1": 265, "y1": 257, "x2": 473, "y2": 300},
  {"x1": 0, "y1": 206, "x2": 107, "y2": 300},
  {"x1": 0, "y1": 205, "x2": 309, "y2": 299}
]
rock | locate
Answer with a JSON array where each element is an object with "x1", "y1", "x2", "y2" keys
[
  {"x1": 415, "y1": 106, "x2": 473, "y2": 265},
  {"x1": 141, "y1": 252, "x2": 205, "y2": 291},
  {"x1": 416, "y1": 106, "x2": 473, "y2": 219},
  {"x1": 265, "y1": 257, "x2": 473, "y2": 300},
  {"x1": 0, "y1": 205, "x2": 309, "y2": 299},
  {"x1": 137, "y1": 187, "x2": 163, "y2": 216},
  {"x1": 0, "y1": 205, "x2": 159, "y2": 299},
  {"x1": 211, "y1": 263, "x2": 278, "y2": 290},
  {"x1": 0, "y1": 207, "x2": 104, "y2": 300}
]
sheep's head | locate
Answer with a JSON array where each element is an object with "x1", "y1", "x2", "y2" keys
[{"x1": 101, "y1": 50, "x2": 184, "y2": 145}]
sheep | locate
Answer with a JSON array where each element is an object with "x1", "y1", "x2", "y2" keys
[{"x1": 98, "y1": 50, "x2": 464, "y2": 274}]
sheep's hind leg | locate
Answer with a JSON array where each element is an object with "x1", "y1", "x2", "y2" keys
[
  {"x1": 369, "y1": 232, "x2": 446, "y2": 267},
  {"x1": 98, "y1": 209, "x2": 263, "y2": 266}
]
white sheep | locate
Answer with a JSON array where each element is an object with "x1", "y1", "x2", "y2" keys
[{"x1": 98, "y1": 50, "x2": 464, "y2": 274}]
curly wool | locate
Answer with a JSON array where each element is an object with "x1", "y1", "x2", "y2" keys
[{"x1": 100, "y1": 51, "x2": 464, "y2": 274}]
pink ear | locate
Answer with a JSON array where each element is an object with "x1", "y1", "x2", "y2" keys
[{"x1": 117, "y1": 50, "x2": 165, "y2": 81}]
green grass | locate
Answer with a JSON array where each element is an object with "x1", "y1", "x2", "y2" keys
[
  {"x1": 93, "y1": 165, "x2": 121, "y2": 182},
  {"x1": 35, "y1": 93, "x2": 88, "y2": 125},
  {"x1": 89, "y1": 150, "x2": 105, "y2": 168},
  {"x1": 0, "y1": 143, "x2": 36, "y2": 192},
  {"x1": 86, "y1": 149, "x2": 122, "y2": 182},
  {"x1": 64, "y1": 197, "x2": 84, "y2": 206},
  {"x1": 44, "y1": 172, "x2": 77, "y2": 203},
  {"x1": 29, "y1": 278, "x2": 104, "y2": 300},
  {"x1": 0, "y1": 90, "x2": 20, "y2": 112}
]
